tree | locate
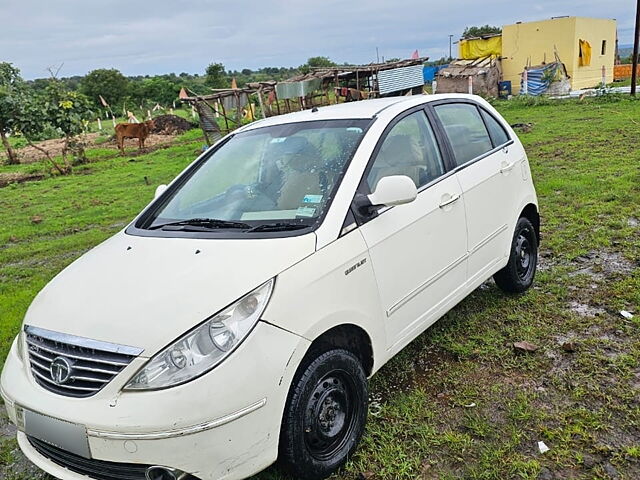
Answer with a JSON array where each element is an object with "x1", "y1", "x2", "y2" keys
[
  {"x1": 205, "y1": 63, "x2": 228, "y2": 89},
  {"x1": 12, "y1": 90, "x2": 69, "y2": 175},
  {"x1": 129, "y1": 78, "x2": 180, "y2": 107},
  {"x1": 299, "y1": 56, "x2": 336, "y2": 74},
  {"x1": 45, "y1": 80, "x2": 94, "y2": 166},
  {"x1": 80, "y1": 68, "x2": 129, "y2": 107},
  {"x1": 462, "y1": 25, "x2": 502, "y2": 39},
  {"x1": 0, "y1": 62, "x2": 24, "y2": 165}
]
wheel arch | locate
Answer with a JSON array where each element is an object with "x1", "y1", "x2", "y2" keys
[
  {"x1": 302, "y1": 324, "x2": 375, "y2": 377},
  {"x1": 519, "y1": 203, "x2": 540, "y2": 243}
]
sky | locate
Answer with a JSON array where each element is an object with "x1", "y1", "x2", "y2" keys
[{"x1": 0, "y1": 0, "x2": 636, "y2": 80}]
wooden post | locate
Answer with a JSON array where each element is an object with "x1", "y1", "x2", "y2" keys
[
  {"x1": 632, "y1": 0, "x2": 640, "y2": 95},
  {"x1": 274, "y1": 90, "x2": 281, "y2": 116},
  {"x1": 468, "y1": 76, "x2": 473, "y2": 95},
  {"x1": 256, "y1": 88, "x2": 267, "y2": 119},
  {"x1": 220, "y1": 100, "x2": 230, "y2": 132},
  {"x1": 235, "y1": 91, "x2": 241, "y2": 125}
]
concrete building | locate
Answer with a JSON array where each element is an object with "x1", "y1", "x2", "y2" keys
[{"x1": 501, "y1": 16, "x2": 617, "y2": 94}]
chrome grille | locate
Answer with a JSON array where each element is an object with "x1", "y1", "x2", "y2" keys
[{"x1": 25, "y1": 325, "x2": 143, "y2": 398}]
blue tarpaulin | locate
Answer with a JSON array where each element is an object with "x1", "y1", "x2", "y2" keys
[
  {"x1": 521, "y1": 62, "x2": 563, "y2": 96},
  {"x1": 423, "y1": 65, "x2": 448, "y2": 83}
]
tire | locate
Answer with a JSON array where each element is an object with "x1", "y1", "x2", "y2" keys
[
  {"x1": 494, "y1": 217, "x2": 538, "y2": 293},
  {"x1": 279, "y1": 349, "x2": 368, "y2": 480}
]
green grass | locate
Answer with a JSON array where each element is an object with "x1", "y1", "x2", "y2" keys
[{"x1": 1, "y1": 96, "x2": 640, "y2": 479}]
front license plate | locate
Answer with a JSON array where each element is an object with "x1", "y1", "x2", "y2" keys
[{"x1": 23, "y1": 408, "x2": 91, "y2": 458}]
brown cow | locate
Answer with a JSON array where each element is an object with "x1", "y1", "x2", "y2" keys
[{"x1": 115, "y1": 120, "x2": 155, "y2": 154}]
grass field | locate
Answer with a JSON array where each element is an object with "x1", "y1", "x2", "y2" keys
[{"x1": 1, "y1": 96, "x2": 639, "y2": 479}]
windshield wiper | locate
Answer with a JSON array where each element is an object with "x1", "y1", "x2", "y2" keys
[
  {"x1": 245, "y1": 222, "x2": 310, "y2": 233},
  {"x1": 150, "y1": 218, "x2": 251, "y2": 231}
]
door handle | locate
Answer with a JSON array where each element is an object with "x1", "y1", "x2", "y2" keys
[
  {"x1": 439, "y1": 193, "x2": 461, "y2": 208},
  {"x1": 500, "y1": 161, "x2": 516, "y2": 173}
]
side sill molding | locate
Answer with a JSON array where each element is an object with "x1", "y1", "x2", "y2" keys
[{"x1": 87, "y1": 398, "x2": 267, "y2": 440}]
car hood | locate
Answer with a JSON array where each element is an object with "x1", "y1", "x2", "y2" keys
[{"x1": 24, "y1": 231, "x2": 316, "y2": 356}]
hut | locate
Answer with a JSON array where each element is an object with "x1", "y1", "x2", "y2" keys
[{"x1": 435, "y1": 57, "x2": 502, "y2": 97}]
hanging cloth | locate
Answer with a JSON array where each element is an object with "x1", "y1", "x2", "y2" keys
[{"x1": 579, "y1": 40, "x2": 592, "y2": 67}]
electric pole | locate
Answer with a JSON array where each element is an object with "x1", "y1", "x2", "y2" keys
[{"x1": 632, "y1": 0, "x2": 640, "y2": 95}]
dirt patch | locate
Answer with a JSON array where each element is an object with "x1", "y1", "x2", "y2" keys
[
  {"x1": 0, "y1": 172, "x2": 44, "y2": 188},
  {"x1": 150, "y1": 115, "x2": 195, "y2": 135},
  {"x1": 2, "y1": 132, "x2": 179, "y2": 165}
]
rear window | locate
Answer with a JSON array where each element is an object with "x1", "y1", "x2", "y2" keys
[{"x1": 434, "y1": 103, "x2": 493, "y2": 166}]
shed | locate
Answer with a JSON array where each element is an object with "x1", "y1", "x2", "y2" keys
[{"x1": 435, "y1": 57, "x2": 502, "y2": 97}]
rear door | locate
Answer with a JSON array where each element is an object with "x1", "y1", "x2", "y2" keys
[
  {"x1": 431, "y1": 101, "x2": 517, "y2": 284},
  {"x1": 354, "y1": 107, "x2": 467, "y2": 348}
]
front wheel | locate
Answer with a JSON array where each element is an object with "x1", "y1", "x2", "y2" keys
[
  {"x1": 494, "y1": 217, "x2": 538, "y2": 293},
  {"x1": 279, "y1": 349, "x2": 368, "y2": 480}
]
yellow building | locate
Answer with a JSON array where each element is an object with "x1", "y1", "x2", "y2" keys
[{"x1": 501, "y1": 17, "x2": 616, "y2": 94}]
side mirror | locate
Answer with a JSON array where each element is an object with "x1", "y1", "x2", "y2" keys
[
  {"x1": 367, "y1": 175, "x2": 417, "y2": 207},
  {"x1": 154, "y1": 184, "x2": 168, "y2": 199}
]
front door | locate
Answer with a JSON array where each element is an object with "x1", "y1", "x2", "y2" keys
[{"x1": 355, "y1": 108, "x2": 468, "y2": 349}]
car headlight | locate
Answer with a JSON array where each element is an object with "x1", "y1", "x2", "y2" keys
[{"x1": 124, "y1": 278, "x2": 274, "y2": 391}]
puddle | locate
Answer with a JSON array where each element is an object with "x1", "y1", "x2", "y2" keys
[
  {"x1": 569, "y1": 250, "x2": 636, "y2": 281},
  {"x1": 569, "y1": 301, "x2": 606, "y2": 317}
]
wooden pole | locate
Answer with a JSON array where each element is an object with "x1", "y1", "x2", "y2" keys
[
  {"x1": 632, "y1": 0, "x2": 640, "y2": 95},
  {"x1": 220, "y1": 100, "x2": 230, "y2": 132},
  {"x1": 256, "y1": 88, "x2": 267, "y2": 119},
  {"x1": 274, "y1": 90, "x2": 281, "y2": 116}
]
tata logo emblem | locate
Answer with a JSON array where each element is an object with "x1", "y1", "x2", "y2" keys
[{"x1": 50, "y1": 357, "x2": 73, "y2": 385}]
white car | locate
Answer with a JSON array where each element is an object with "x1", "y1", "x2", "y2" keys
[{"x1": 1, "y1": 94, "x2": 539, "y2": 480}]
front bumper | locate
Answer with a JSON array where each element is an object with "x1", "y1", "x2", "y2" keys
[{"x1": 1, "y1": 322, "x2": 310, "y2": 480}]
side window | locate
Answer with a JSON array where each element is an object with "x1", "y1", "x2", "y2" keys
[
  {"x1": 434, "y1": 103, "x2": 493, "y2": 166},
  {"x1": 367, "y1": 111, "x2": 445, "y2": 192},
  {"x1": 480, "y1": 109, "x2": 510, "y2": 147}
]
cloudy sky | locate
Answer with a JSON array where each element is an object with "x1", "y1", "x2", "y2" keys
[{"x1": 1, "y1": 0, "x2": 636, "y2": 79}]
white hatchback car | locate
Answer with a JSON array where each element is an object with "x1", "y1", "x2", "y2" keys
[{"x1": 1, "y1": 94, "x2": 539, "y2": 480}]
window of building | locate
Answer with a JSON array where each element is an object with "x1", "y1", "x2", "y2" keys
[{"x1": 601, "y1": 40, "x2": 607, "y2": 56}]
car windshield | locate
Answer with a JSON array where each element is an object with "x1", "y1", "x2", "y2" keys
[{"x1": 143, "y1": 119, "x2": 370, "y2": 233}]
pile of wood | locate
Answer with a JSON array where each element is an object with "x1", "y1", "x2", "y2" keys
[{"x1": 150, "y1": 115, "x2": 195, "y2": 135}]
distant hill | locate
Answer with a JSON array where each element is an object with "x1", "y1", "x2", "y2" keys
[{"x1": 619, "y1": 44, "x2": 633, "y2": 58}]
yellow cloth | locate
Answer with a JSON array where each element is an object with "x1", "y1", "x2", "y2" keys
[
  {"x1": 579, "y1": 40, "x2": 592, "y2": 66},
  {"x1": 459, "y1": 36, "x2": 502, "y2": 59}
]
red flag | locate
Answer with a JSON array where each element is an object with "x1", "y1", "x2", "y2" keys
[
  {"x1": 179, "y1": 87, "x2": 189, "y2": 99},
  {"x1": 411, "y1": 49, "x2": 419, "y2": 59}
]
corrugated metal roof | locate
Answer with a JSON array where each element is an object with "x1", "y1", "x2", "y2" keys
[{"x1": 378, "y1": 65, "x2": 425, "y2": 95}]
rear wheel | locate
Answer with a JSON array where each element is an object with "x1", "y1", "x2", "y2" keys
[
  {"x1": 279, "y1": 349, "x2": 368, "y2": 480},
  {"x1": 494, "y1": 217, "x2": 538, "y2": 293}
]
